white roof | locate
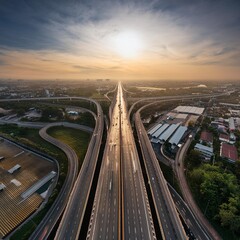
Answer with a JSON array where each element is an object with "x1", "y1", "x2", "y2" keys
[
  {"x1": 169, "y1": 126, "x2": 188, "y2": 145},
  {"x1": 8, "y1": 164, "x2": 21, "y2": 174},
  {"x1": 229, "y1": 117, "x2": 235, "y2": 130},
  {"x1": 174, "y1": 106, "x2": 204, "y2": 115},
  {"x1": 176, "y1": 113, "x2": 188, "y2": 119},
  {"x1": 21, "y1": 171, "x2": 56, "y2": 199}
]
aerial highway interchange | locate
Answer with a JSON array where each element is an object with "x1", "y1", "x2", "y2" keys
[{"x1": 0, "y1": 83, "x2": 228, "y2": 240}]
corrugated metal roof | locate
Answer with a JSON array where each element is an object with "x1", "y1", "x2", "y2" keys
[
  {"x1": 195, "y1": 143, "x2": 213, "y2": 153},
  {"x1": 200, "y1": 131, "x2": 213, "y2": 143},
  {"x1": 152, "y1": 124, "x2": 169, "y2": 138},
  {"x1": 148, "y1": 123, "x2": 162, "y2": 135},
  {"x1": 221, "y1": 143, "x2": 238, "y2": 161},
  {"x1": 169, "y1": 126, "x2": 188, "y2": 145},
  {"x1": 159, "y1": 123, "x2": 180, "y2": 141}
]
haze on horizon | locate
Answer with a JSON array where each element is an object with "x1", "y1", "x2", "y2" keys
[{"x1": 0, "y1": 0, "x2": 239, "y2": 81}]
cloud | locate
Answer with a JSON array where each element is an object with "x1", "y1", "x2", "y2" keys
[{"x1": 0, "y1": 0, "x2": 239, "y2": 80}]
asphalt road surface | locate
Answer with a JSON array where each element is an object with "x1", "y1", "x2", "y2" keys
[{"x1": 135, "y1": 111, "x2": 187, "y2": 240}]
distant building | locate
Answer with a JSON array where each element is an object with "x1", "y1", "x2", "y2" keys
[
  {"x1": 229, "y1": 133, "x2": 236, "y2": 144},
  {"x1": 200, "y1": 131, "x2": 213, "y2": 147},
  {"x1": 148, "y1": 123, "x2": 162, "y2": 136},
  {"x1": 173, "y1": 106, "x2": 205, "y2": 115},
  {"x1": 217, "y1": 125, "x2": 227, "y2": 134},
  {"x1": 229, "y1": 117, "x2": 235, "y2": 131},
  {"x1": 219, "y1": 134, "x2": 230, "y2": 143},
  {"x1": 220, "y1": 143, "x2": 238, "y2": 163},
  {"x1": 159, "y1": 123, "x2": 180, "y2": 143},
  {"x1": 67, "y1": 110, "x2": 78, "y2": 115},
  {"x1": 152, "y1": 124, "x2": 169, "y2": 139},
  {"x1": 169, "y1": 126, "x2": 188, "y2": 148},
  {"x1": 194, "y1": 143, "x2": 214, "y2": 160}
]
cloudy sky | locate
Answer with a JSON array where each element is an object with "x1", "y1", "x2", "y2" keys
[{"x1": 0, "y1": 0, "x2": 239, "y2": 80}]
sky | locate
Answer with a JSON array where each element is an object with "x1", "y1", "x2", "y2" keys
[{"x1": 0, "y1": 0, "x2": 239, "y2": 81}]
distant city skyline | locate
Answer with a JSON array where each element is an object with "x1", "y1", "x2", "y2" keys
[{"x1": 0, "y1": 0, "x2": 239, "y2": 80}]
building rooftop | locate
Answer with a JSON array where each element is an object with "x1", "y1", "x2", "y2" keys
[
  {"x1": 169, "y1": 126, "x2": 188, "y2": 146},
  {"x1": 148, "y1": 123, "x2": 162, "y2": 136},
  {"x1": 173, "y1": 106, "x2": 204, "y2": 115},
  {"x1": 195, "y1": 143, "x2": 213, "y2": 153},
  {"x1": 152, "y1": 124, "x2": 169, "y2": 138},
  {"x1": 219, "y1": 133, "x2": 229, "y2": 141},
  {"x1": 200, "y1": 131, "x2": 213, "y2": 143},
  {"x1": 220, "y1": 143, "x2": 238, "y2": 162},
  {"x1": 159, "y1": 123, "x2": 180, "y2": 141},
  {"x1": 229, "y1": 117, "x2": 235, "y2": 131}
]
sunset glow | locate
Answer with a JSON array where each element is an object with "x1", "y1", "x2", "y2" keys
[{"x1": 113, "y1": 31, "x2": 143, "y2": 58}]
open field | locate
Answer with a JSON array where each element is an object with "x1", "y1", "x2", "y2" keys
[
  {"x1": 0, "y1": 139, "x2": 56, "y2": 238},
  {"x1": 47, "y1": 126, "x2": 91, "y2": 168}
]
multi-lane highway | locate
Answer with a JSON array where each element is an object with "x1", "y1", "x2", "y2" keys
[
  {"x1": 135, "y1": 110, "x2": 187, "y2": 240},
  {"x1": 87, "y1": 82, "x2": 156, "y2": 240},
  {"x1": 120, "y1": 84, "x2": 156, "y2": 240},
  {"x1": 87, "y1": 83, "x2": 121, "y2": 240}
]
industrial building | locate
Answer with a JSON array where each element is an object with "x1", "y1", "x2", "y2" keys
[
  {"x1": 173, "y1": 106, "x2": 205, "y2": 115},
  {"x1": 147, "y1": 123, "x2": 162, "y2": 136},
  {"x1": 169, "y1": 126, "x2": 188, "y2": 147},
  {"x1": 159, "y1": 123, "x2": 180, "y2": 143},
  {"x1": 229, "y1": 117, "x2": 235, "y2": 131},
  {"x1": 220, "y1": 143, "x2": 238, "y2": 163},
  {"x1": 199, "y1": 131, "x2": 213, "y2": 147},
  {"x1": 194, "y1": 143, "x2": 214, "y2": 160},
  {"x1": 152, "y1": 124, "x2": 169, "y2": 138}
]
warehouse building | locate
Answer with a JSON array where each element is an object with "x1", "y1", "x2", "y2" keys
[
  {"x1": 169, "y1": 126, "x2": 188, "y2": 147},
  {"x1": 220, "y1": 143, "x2": 238, "y2": 163},
  {"x1": 200, "y1": 131, "x2": 213, "y2": 147},
  {"x1": 159, "y1": 123, "x2": 180, "y2": 143},
  {"x1": 152, "y1": 124, "x2": 169, "y2": 139},
  {"x1": 173, "y1": 106, "x2": 205, "y2": 115},
  {"x1": 229, "y1": 117, "x2": 235, "y2": 131},
  {"x1": 194, "y1": 143, "x2": 214, "y2": 160},
  {"x1": 148, "y1": 123, "x2": 162, "y2": 136}
]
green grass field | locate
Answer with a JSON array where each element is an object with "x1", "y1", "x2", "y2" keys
[{"x1": 47, "y1": 126, "x2": 91, "y2": 168}]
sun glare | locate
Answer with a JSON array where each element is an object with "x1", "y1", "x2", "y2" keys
[{"x1": 114, "y1": 31, "x2": 143, "y2": 58}]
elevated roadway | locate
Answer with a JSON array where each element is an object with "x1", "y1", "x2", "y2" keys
[
  {"x1": 135, "y1": 110, "x2": 187, "y2": 240},
  {"x1": 54, "y1": 102, "x2": 104, "y2": 239},
  {"x1": 86, "y1": 83, "x2": 121, "y2": 240}
]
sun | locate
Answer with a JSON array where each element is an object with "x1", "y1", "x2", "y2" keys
[{"x1": 114, "y1": 31, "x2": 143, "y2": 58}]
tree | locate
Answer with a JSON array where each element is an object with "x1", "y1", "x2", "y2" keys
[
  {"x1": 219, "y1": 196, "x2": 240, "y2": 232},
  {"x1": 186, "y1": 149, "x2": 201, "y2": 169}
]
